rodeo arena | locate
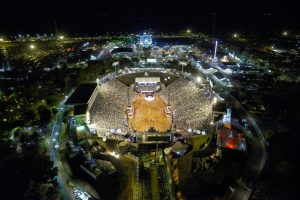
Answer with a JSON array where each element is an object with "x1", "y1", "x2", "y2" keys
[{"x1": 66, "y1": 69, "x2": 213, "y2": 143}]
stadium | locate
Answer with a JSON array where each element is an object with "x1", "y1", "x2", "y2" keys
[{"x1": 67, "y1": 69, "x2": 213, "y2": 142}]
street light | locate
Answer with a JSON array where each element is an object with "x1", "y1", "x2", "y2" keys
[
  {"x1": 186, "y1": 29, "x2": 191, "y2": 34},
  {"x1": 233, "y1": 33, "x2": 238, "y2": 38},
  {"x1": 59, "y1": 35, "x2": 65, "y2": 40},
  {"x1": 0, "y1": 38, "x2": 3, "y2": 42}
]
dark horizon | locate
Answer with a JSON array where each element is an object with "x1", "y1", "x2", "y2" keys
[{"x1": 1, "y1": 0, "x2": 300, "y2": 35}]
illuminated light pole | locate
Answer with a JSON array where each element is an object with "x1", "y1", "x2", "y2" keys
[
  {"x1": 211, "y1": 96, "x2": 218, "y2": 126},
  {"x1": 213, "y1": 40, "x2": 218, "y2": 61}
]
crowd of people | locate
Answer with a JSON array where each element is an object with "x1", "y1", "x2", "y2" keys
[
  {"x1": 89, "y1": 79, "x2": 130, "y2": 134},
  {"x1": 160, "y1": 77, "x2": 212, "y2": 132},
  {"x1": 89, "y1": 75, "x2": 211, "y2": 137}
]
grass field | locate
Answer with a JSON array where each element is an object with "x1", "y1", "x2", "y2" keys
[{"x1": 129, "y1": 94, "x2": 171, "y2": 132}]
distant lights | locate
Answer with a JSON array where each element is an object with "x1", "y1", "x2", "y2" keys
[
  {"x1": 29, "y1": 44, "x2": 36, "y2": 49},
  {"x1": 233, "y1": 33, "x2": 238, "y2": 38},
  {"x1": 186, "y1": 29, "x2": 191, "y2": 33},
  {"x1": 282, "y1": 31, "x2": 288, "y2": 36},
  {"x1": 58, "y1": 35, "x2": 65, "y2": 40},
  {"x1": 0, "y1": 38, "x2": 3, "y2": 42}
]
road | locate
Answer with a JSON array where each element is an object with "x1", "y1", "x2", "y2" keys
[{"x1": 49, "y1": 103, "x2": 75, "y2": 200}]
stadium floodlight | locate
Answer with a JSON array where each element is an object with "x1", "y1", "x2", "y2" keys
[
  {"x1": 196, "y1": 76, "x2": 202, "y2": 83},
  {"x1": 213, "y1": 97, "x2": 217, "y2": 104}
]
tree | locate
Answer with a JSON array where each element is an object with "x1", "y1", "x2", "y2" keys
[
  {"x1": 0, "y1": 139, "x2": 58, "y2": 200},
  {"x1": 38, "y1": 105, "x2": 52, "y2": 124},
  {"x1": 23, "y1": 109, "x2": 37, "y2": 125}
]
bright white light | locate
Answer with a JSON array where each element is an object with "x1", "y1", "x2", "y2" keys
[
  {"x1": 233, "y1": 33, "x2": 238, "y2": 38},
  {"x1": 76, "y1": 126, "x2": 85, "y2": 131},
  {"x1": 196, "y1": 76, "x2": 202, "y2": 83},
  {"x1": 186, "y1": 29, "x2": 191, "y2": 33},
  {"x1": 59, "y1": 35, "x2": 65, "y2": 40},
  {"x1": 0, "y1": 38, "x2": 3, "y2": 42},
  {"x1": 102, "y1": 136, "x2": 107, "y2": 142},
  {"x1": 282, "y1": 31, "x2": 288, "y2": 36},
  {"x1": 213, "y1": 97, "x2": 217, "y2": 104},
  {"x1": 210, "y1": 121, "x2": 214, "y2": 125},
  {"x1": 29, "y1": 44, "x2": 36, "y2": 49}
]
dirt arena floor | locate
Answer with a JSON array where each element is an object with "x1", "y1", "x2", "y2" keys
[{"x1": 129, "y1": 94, "x2": 171, "y2": 132}]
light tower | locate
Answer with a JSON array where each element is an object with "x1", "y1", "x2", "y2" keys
[{"x1": 213, "y1": 40, "x2": 218, "y2": 61}]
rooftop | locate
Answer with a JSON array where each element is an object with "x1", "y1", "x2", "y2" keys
[{"x1": 65, "y1": 83, "x2": 97, "y2": 105}]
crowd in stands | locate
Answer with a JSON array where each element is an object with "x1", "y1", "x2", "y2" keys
[
  {"x1": 89, "y1": 79, "x2": 130, "y2": 133},
  {"x1": 90, "y1": 75, "x2": 211, "y2": 137},
  {"x1": 160, "y1": 77, "x2": 211, "y2": 132}
]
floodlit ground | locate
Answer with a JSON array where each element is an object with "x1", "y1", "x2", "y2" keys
[{"x1": 129, "y1": 94, "x2": 171, "y2": 132}]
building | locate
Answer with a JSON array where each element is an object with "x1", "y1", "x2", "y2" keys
[
  {"x1": 216, "y1": 109, "x2": 247, "y2": 151},
  {"x1": 65, "y1": 83, "x2": 98, "y2": 124}
]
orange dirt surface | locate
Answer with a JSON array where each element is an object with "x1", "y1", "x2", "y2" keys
[{"x1": 129, "y1": 94, "x2": 171, "y2": 132}]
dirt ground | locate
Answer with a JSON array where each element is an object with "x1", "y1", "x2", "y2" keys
[{"x1": 129, "y1": 94, "x2": 171, "y2": 132}]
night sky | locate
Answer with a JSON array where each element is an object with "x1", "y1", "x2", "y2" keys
[{"x1": 1, "y1": 0, "x2": 300, "y2": 35}]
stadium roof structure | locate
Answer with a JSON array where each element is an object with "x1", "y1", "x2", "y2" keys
[
  {"x1": 213, "y1": 102, "x2": 227, "y2": 113},
  {"x1": 65, "y1": 83, "x2": 97, "y2": 105},
  {"x1": 135, "y1": 77, "x2": 160, "y2": 83},
  {"x1": 111, "y1": 47, "x2": 133, "y2": 54},
  {"x1": 74, "y1": 104, "x2": 88, "y2": 115}
]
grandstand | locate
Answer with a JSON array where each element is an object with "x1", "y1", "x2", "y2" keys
[
  {"x1": 160, "y1": 77, "x2": 212, "y2": 133},
  {"x1": 89, "y1": 79, "x2": 129, "y2": 134},
  {"x1": 86, "y1": 72, "x2": 211, "y2": 138}
]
